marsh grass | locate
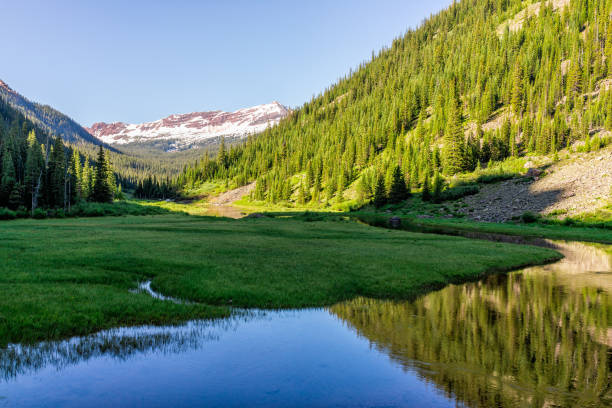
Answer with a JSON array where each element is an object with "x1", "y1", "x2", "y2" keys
[
  {"x1": 353, "y1": 213, "x2": 612, "y2": 244},
  {"x1": 0, "y1": 214, "x2": 560, "y2": 345}
]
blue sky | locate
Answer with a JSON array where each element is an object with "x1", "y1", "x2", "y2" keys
[{"x1": 1, "y1": 0, "x2": 452, "y2": 126}]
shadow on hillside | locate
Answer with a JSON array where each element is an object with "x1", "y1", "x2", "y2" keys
[{"x1": 461, "y1": 178, "x2": 567, "y2": 222}]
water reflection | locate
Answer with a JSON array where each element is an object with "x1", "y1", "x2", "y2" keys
[
  {"x1": 1, "y1": 241, "x2": 610, "y2": 407},
  {"x1": 0, "y1": 311, "x2": 265, "y2": 382},
  {"x1": 331, "y1": 241, "x2": 612, "y2": 407}
]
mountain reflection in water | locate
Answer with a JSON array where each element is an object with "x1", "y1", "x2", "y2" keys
[
  {"x1": 331, "y1": 241, "x2": 612, "y2": 407},
  {"x1": 1, "y1": 241, "x2": 610, "y2": 408}
]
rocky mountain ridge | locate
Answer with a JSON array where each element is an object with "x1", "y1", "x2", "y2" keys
[{"x1": 87, "y1": 102, "x2": 290, "y2": 152}]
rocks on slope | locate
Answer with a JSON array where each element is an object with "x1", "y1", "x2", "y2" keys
[{"x1": 457, "y1": 146, "x2": 612, "y2": 222}]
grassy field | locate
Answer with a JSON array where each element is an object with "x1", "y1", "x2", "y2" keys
[
  {"x1": 351, "y1": 213, "x2": 612, "y2": 244},
  {"x1": 0, "y1": 214, "x2": 561, "y2": 346}
]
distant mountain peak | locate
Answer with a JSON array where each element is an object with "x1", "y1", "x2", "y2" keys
[
  {"x1": 0, "y1": 79, "x2": 16, "y2": 95},
  {"x1": 87, "y1": 102, "x2": 290, "y2": 152}
]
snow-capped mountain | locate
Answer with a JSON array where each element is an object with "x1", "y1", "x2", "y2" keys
[{"x1": 87, "y1": 102, "x2": 289, "y2": 152}]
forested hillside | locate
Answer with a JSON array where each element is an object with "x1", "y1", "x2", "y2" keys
[
  {"x1": 0, "y1": 79, "x2": 197, "y2": 194},
  {"x1": 0, "y1": 80, "x2": 109, "y2": 148},
  {"x1": 0, "y1": 98, "x2": 119, "y2": 216},
  {"x1": 178, "y1": 0, "x2": 612, "y2": 207}
]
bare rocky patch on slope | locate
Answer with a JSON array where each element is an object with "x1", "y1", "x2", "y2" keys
[
  {"x1": 496, "y1": 0, "x2": 570, "y2": 36},
  {"x1": 457, "y1": 146, "x2": 612, "y2": 222},
  {"x1": 209, "y1": 182, "x2": 255, "y2": 205}
]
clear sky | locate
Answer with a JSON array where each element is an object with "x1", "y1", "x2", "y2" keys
[{"x1": 1, "y1": 0, "x2": 452, "y2": 126}]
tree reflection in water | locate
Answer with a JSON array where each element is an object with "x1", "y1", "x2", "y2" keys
[
  {"x1": 0, "y1": 310, "x2": 266, "y2": 381},
  {"x1": 331, "y1": 242, "x2": 612, "y2": 408}
]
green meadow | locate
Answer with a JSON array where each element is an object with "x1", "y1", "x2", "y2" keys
[{"x1": 0, "y1": 214, "x2": 563, "y2": 346}]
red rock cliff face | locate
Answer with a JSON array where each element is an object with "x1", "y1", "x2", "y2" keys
[{"x1": 87, "y1": 102, "x2": 289, "y2": 151}]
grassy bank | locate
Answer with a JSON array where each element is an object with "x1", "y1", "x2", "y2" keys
[
  {"x1": 352, "y1": 213, "x2": 612, "y2": 244},
  {"x1": 0, "y1": 201, "x2": 180, "y2": 220},
  {"x1": 0, "y1": 214, "x2": 560, "y2": 346}
]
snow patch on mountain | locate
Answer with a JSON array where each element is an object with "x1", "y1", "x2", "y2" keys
[{"x1": 87, "y1": 102, "x2": 289, "y2": 151}]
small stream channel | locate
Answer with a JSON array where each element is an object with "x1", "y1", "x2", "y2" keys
[{"x1": 1, "y1": 239, "x2": 610, "y2": 407}]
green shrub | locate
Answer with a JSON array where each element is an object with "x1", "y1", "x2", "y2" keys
[
  {"x1": 0, "y1": 208, "x2": 17, "y2": 220},
  {"x1": 437, "y1": 185, "x2": 480, "y2": 202},
  {"x1": 561, "y1": 217, "x2": 576, "y2": 226},
  {"x1": 32, "y1": 208, "x2": 47, "y2": 219},
  {"x1": 521, "y1": 211, "x2": 540, "y2": 223},
  {"x1": 16, "y1": 206, "x2": 29, "y2": 218},
  {"x1": 476, "y1": 173, "x2": 515, "y2": 184}
]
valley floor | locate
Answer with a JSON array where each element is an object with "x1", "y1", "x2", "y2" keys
[{"x1": 0, "y1": 214, "x2": 560, "y2": 346}]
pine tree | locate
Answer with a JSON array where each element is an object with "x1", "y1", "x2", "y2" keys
[
  {"x1": 432, "y1": 170, "x2": 443, "y2": 203},
  {"x1": 217, "y1": 137, "x2": 228, "y2": 168},
  {"x1": 24, "y1": 131, "x2": 44, "y2": 210},
  {"x1": 106, "y1": 154, "x2": 117, "y2": 199},
  {"x1": 92, "y1": 146, "x2": 113, "y2": 203},
  {"x1": 81, "y1": 161, "x2": 92, "y2": 200},
  {"x1": 0, "y1": 145, "x2": 16, "y2": 206},
  {"x1": 253, "y1": 177, "x2": 266, "y2": 201},
  {"x1": 442, "y1": 90, "x2": 465, "y2": 175},
  {"x1": 511, "y1": 62, "x2": 524, "y2": 115},
  {"x1": 388, "y1": 166, "x2": 408, "y2": 204},
  {"x1": 606, "y1": 19, "x2": 612, "y2": 76},
  {"x1": 373, "y1": 174, "x2": 387, "y2": 208},
  {"x1": 70, "y1": 149, "x2": 81, "y2": 203},
  {"x1": 48, "y1": 137, "x2": 66, "y2": 208},
  {"x1": 566, "y1": 59, "x2": 582, "y2": 99},
  {"x1": 297, "y1": 181, "x2": 307, "y2": 205},
  {"x1": 421, "y1": 172, "x2": 431, "y2": 202}
]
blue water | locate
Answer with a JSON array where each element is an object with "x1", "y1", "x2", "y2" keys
[{"x1": 0, "y1": 310, "x2": 456, "y2": 408}]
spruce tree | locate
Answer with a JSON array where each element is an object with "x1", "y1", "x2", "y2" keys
[
  {"x1": 566, "y1": 59, "x2": 582, "y2": 99},
  {"x1": 442, "y1": 91, "x2": 465, "y2": 175},
  {"x1": 388, "y1": 166, "x2": 408, "y2": 204},
  {"x1": 421, "y1": 172, "x2": 431, "y2": 202},
  {"x1": 432, "y1": 170, "x2": 443, "y2": 203},
  {"x1": 217, "y1": 137, "x2": 228, "y2": 168},
  {"x1": 511, "y1": 62, "x2": 524, "y2": 115},
  {"x1": 106, "y1": 154, "x2": 117, "y2": 199},
  {"x1": 48, "y1": 137, "x2": 66, "y2": 208},
  {"x1": 253, "y1": 177, "x2": 266, "y2": 201},
  {"x1": 0, "y1": 146, "x2": 16, "y2": 206},
  {"x1": 92, "y1": 146, "x2": 113, "y2": 203},
  {"x1": 297, "y1": 181, "x2": 307, "y2": 205},
  {"x1": 373, "y1": 174, "x2": 387, "y2": 208},
  {"x1": 69, "y1": 149, "x2": 81, "y2": 203}
]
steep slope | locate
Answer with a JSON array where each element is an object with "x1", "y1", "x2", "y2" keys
[
  {"x1": 179, "y1": 0, "x2": 612, "y2": 213},
  {"x1": 0, "y1": 79, "x2": 108, "y2": 148},
  {"x1": 87, "y1": 102, "x2": 289, "y2": 152}
]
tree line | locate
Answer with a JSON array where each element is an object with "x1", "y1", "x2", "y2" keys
[{"x1": 0, "y1": 99, "x2": 120, "y2": 214}]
